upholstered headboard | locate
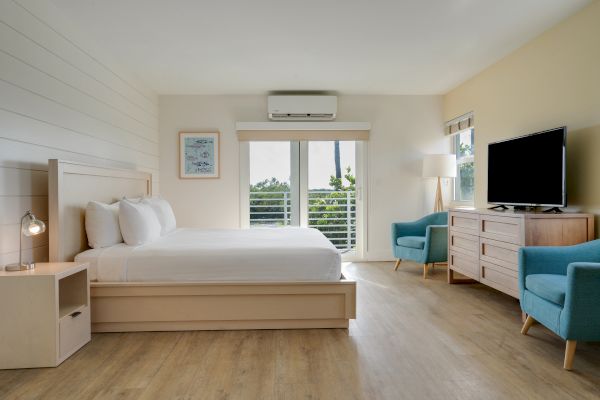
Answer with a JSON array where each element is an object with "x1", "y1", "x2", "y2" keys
[{"x1": 48, "y1": 159, "x2": 152, "y2": 262}]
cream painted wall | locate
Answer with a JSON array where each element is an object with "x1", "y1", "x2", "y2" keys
[
  {"x1": 0, "y1": 0, "x2": 159, "y2": 268},
  {"x1": 159, "y1": 95, "x2": 448, "y2": 260},
  {"x1": 443, "y1": 1, "x2": 600, "y2": 232}
]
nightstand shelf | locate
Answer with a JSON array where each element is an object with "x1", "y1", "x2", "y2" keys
[{"x1": 0, "y1": 262, "x2": 91, "y2": 369}]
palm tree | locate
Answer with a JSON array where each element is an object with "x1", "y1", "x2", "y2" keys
[{"x1": 334, "y1": 140, "x2": 341, "y2": 179}]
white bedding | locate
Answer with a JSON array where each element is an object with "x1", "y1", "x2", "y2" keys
[{"x1": 75, "y1": 228, "x2": 341, "y2": 282}]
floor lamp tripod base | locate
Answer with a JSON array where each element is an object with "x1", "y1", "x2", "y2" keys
[{"x1": 433, "y1": 176, "x2": 444, "y2": 213}]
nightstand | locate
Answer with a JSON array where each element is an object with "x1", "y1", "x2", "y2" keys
[{"x1": 0, "y1": 262, "x2": 91, "y2": 369}]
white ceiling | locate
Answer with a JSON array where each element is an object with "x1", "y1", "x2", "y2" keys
[{"x1": 50, "y1": 0, "x2": 590, "y2": 95}]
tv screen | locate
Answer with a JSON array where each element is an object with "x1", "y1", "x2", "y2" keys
[{"x1": 488, "y1": 127, "x2": 566, "y2": 207}]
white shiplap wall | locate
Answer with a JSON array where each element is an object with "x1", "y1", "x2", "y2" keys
[{"x1": 0, "y1": 0, "x2": 159, "y2": 268}]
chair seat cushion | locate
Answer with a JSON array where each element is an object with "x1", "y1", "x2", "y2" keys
[
  {"x1": 525, "y1": 274, "x2": 567, "y2": 306},
  {"x1": 396, "y1": 236, "x2": 426, "y2": 250}
]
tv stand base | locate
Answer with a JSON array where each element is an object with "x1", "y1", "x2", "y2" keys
[
  {"x1": 543, "y1": 207, "x2": 563, "y2": 213},
  {"x1": 488, "y1": 205, "x2": 508, "y2": 211}
]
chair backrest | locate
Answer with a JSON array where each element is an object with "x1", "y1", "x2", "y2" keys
[{"x1": 422, "y1": 211, "x2": 448, "y2": 226}]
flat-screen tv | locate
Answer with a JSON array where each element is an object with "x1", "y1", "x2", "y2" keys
[{"x1": 488, "y1": 127, "x2": 567, "y2": 207}]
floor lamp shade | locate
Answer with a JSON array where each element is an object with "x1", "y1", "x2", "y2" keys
[
  {"x1": 422, "y1": 154, "x2": 457, "y2": 179},
  {"x1": 422, "y1": 154, "x2": 457, "y2": 212}
]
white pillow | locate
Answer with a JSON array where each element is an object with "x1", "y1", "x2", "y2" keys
[
  {"x1": 85, "y1": 201, "x2": 123, "y2": 249},
  {"x1": 122, "y1": 196, "x2": 142, "y2": 203},
  {"x1": 142, "y1": 197, "x2": 176, "y2": 235},
  {"x1": 118, "y1": 200, "x2": 161, "y2": 246}
]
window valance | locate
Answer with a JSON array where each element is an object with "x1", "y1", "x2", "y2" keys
[{"x1": 236, "y1": 122, "x2": 370, "y2": 141}]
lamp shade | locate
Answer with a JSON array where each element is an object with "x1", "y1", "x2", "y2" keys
[
  {"x1": 24, "y1": 218, "x2": 45, "y2": 236},
  {"x1": 422, "y1": 154, "x2": 457, "y2": 178}
]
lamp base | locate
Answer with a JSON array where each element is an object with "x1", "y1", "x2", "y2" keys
[
  {"x1": 4, "y1": 262, "x2": 35, "y2": 272},
  {"x1": 433, "y1": 176, "x2": 444, "y2": 213}
]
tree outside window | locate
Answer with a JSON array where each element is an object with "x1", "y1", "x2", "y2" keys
[{"x1": 454, "y1": 129, "x2": 474, "y2": 202}]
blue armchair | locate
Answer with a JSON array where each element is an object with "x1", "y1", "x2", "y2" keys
[
  {"x1": 391, "y1": 212, "x2": 448, "y2": 279},
  {"x1": 519, "y1": 239, "x2": 600, "y2": 370}
]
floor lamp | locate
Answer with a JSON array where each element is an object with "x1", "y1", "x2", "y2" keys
[{"x1": 423, "y1": 154, "x2": 457, "y2": 212}]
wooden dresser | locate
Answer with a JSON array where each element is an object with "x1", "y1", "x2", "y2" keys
[{"x1": 448, "y1": 208, "x2": 595, "y2": 298}]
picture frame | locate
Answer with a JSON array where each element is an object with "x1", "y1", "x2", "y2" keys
[{"x1": 179, "y1": 132, "x2": 220, "y2": 179}]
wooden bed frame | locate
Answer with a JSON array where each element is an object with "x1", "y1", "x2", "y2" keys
[{"x1": 48, "y1": 159, "x2": 356, "y2": 332}]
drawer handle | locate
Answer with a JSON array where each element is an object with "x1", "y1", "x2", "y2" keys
[{"x1": 70, "y1": 311, "x2": 82, "y2": 318}]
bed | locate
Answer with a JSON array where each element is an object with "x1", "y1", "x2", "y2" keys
[
  {"x1": 48, "y1": 159, "x2": 356, "y2": 332},
  {"x1": 75, "y1": 228, "x2": 342, "y2": 283}
]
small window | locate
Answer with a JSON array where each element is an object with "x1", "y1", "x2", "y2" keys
[{"x1": 453, "y1": 129, "x2": 474, "y2": 203}]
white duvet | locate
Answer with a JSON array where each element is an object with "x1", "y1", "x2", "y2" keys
[{"x1": 75, "y1": 228, "x2": 342, "y2": 282}]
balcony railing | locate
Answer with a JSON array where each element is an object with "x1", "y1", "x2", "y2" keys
[{"x1": 249, "y1": 190, "x2": 356, "y2": 251}]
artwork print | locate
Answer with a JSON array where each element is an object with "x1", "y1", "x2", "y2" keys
[{"x1": 179, "y1": 132, "x2": 220, "y2": 178}]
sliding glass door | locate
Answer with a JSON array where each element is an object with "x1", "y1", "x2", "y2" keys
[
  {"x1": 248, "y1": 141, "x2": 299, "y2": 227},
  {"x1": 244, "y1": 140, "x2": 363, "y2": 259},
  {"x1": 306, "y1": 141, "x2": 357, "y2": 254}
]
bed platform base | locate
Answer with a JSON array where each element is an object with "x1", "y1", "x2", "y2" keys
[{"x1": 91, "y1": 278, "x2": 356, "y2": 332}]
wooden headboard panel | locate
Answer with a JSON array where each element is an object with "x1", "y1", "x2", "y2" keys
[{"x1": 48, "y1": 159, "x2": 152, "y2": 262}]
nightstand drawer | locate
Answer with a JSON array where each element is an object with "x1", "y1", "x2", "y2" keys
[{"x1": 59, "y1": 305, "x2": 91, "y2": 361}]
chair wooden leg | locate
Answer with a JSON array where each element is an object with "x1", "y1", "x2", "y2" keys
[
  {"x1": 564, "y1": 340, "x2": 577, "y2": 370},
  {"x1": 394, "y1": 259, "x2": 402, "y2": 271},
  {"x1": 423, "y1": 263, "x2": 429, "y2": 279},
  {"x1": 520, "y1": 315, "x2": 535, "y2": 335}
]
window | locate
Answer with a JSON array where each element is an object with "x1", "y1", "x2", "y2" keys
[{"x1": 453, "y1": 129, "x2": 474, "y2": 202}]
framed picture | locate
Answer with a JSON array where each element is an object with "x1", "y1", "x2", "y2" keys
[{"x1": 179, "y1": 132, "x2": 220, "y2": 178}]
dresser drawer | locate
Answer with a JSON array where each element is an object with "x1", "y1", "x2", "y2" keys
[
  {"x1": 480, "y1": 261, "x2": 519, "y2": 298},
  {"x1": 480, "y1": 214, "x2": 523, "y2": 245},
  {"x1": 449, "y1": 211, "x2": 479, "y2": 235},
  {"x1": 449, "y1": 251, "x2": 479, "y2": 281},
  {"x1": 480, "y1": 237, "x2": 520, "y2": 271},
  {"x1": 59, "y1": 306, "x2": 91, "y2": 361},
  {"x1": 449, "y1": 231, "x2": 479, "y2": 258}
]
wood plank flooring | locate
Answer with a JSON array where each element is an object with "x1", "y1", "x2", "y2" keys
[{"x1": 1, "y1": 261, "x2": 599, "y2": 399}]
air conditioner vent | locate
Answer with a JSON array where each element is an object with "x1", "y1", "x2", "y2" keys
[
  {"x1": 270, "y1": 113, "x2": 335, "y2": 121},
  {"x1": 268, "y1": 96, "x2": 337, "y2": 121}
]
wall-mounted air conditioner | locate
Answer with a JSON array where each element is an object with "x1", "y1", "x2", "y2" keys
[{"x1": 268, "y1": 95, "x2": 337, "y2": 121}]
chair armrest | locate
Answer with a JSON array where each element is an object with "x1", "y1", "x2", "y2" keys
[
  {"x1": 561, "y1": 263, "x2": 600, "y2": 339},
  {"x1": 424, "y1": 225, "x2": 448, "y2": 259},
  {"x1": 425, "y1": 225, "x2": 447, "y2": 241},
  {"x1": 565, "y1": 262, "x2": 600, "y2": 305}
]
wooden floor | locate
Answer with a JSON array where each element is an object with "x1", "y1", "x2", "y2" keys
[{"x1": 2, "y1": 262, "x2": 600, "y2": 400}]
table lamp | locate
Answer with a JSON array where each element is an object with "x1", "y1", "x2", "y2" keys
[
  {"x1": 4, "y1": 211, "x2": 46, "y2": 271},
  {"x1": 423, "y1": 154, "x2": 457, "y2": 212}
]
